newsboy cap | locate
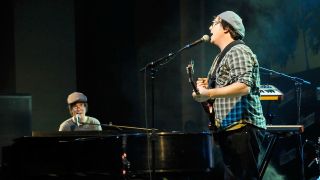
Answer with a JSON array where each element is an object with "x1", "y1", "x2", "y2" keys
[
  {"x1": 218, "y1": 11, "x2": 245, "y2": 38},
  {"x1": 67, "y1": 92, "x2": 87, "y2": 104}
]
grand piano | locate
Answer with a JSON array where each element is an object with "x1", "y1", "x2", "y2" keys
[{"x1": 1, "y1": 130, "x2": 214, "y2": 179}]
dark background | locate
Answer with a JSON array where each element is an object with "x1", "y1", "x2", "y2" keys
[{"x1": 0, "y1": 0, "x2": 320, "y2": 179}]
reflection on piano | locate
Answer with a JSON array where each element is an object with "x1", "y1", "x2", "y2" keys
[{"x1": 260, "y1": 84, "x2": 283, "y2": 101}]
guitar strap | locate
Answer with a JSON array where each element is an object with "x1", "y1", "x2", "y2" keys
[
  {"x1": 208, "y1": 40, "x2": 245, "y2": 88},
  {"x1": 206, "y1": 40, "x2": 245, "y2": 131}
]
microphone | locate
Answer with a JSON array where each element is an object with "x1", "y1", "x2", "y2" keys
[
  {"x1": 185, "y1": 35, "x2": 210, "y2": 49},
  {"x1": 75, "y1": 114, "x2": 81, "y2": 126}
]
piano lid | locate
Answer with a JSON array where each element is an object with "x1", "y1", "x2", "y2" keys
[
  {"x1": 31, "y1": 130, "x2": 124, "y2": 137},
  {"x1": 32, "y1": 125, "x2": 155, "y2": 137}
]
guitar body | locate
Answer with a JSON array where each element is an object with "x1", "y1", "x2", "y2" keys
[
  {"x1": 200, "y1": 101, "x2": 217, "y2": 131},
  {"x1": 186, "y1": 63, "x2": 217, "y2": 132},
  {"x1": 185, "y1": 42, "x2": 245, "y2": 132}
]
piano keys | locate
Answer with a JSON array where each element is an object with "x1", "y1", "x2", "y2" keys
[{"x1": 260, "y1": 84, "x2": 284, "y2": 101}]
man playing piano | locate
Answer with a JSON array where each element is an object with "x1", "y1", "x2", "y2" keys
[{"x1": 59, "y1": 92, "x2": 102, "y2": 131}]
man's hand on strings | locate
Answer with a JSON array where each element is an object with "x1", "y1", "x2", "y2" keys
[
  {"x1": 196, "y1": 78, "x2": 208, "y2": 88},
  {"x1": 192, "y1": 77, "x2": 211, "y2": 102}
]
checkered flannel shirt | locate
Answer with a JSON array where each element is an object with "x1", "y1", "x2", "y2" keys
[{"x1": 207, "y1": 44, "x2": 266, "y2": 130}]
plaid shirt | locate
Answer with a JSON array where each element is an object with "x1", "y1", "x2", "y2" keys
[{"x1": 207, "y1": 43, "x2": 266, "y2": 130}]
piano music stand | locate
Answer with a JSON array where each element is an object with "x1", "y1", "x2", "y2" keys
[{"x1": 260, "y1": 67, "x2": 311, "y2": 180}]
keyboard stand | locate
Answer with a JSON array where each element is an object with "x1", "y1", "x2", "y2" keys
[
  {"x1": 258, "y1": 133, "x2": 279, "y2": 180},
  {"x1": 258, "y1": 125, "x2": 304, "y2": 180}
]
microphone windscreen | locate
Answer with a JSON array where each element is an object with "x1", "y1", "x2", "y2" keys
[
  {"x1": 202, "y1": 35, "x2": 210, "y2": 42},
  {"x1": 75, "y1": 114, "x2": 81, "y2": 126}
]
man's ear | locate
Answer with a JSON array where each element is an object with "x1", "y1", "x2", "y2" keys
[{"x1": 223, "y1": 27, "x2": 230, "y2": 34}]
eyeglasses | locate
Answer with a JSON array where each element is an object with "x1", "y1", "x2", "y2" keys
[
  {"x1": 72, "y1": 103, "x2": 85, "y2": 110},
  {"x1": 211, "y1": 20, "x2": 220, "y2": 27}
]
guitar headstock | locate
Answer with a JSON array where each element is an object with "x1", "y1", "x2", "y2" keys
[
  {"x1": 186, "y1": 60, "x2": 195, "y2": 75},
  {"x1": 186, "y1": 60, "x2": 200, "y2": 94}
]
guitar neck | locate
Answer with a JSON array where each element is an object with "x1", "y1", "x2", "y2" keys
[
  {"x1": 186, "y1": 63, "x2": 216, "y2": 129},
  {"x1": 189, "y1": 80, "x2": 199, "y2": 94}
]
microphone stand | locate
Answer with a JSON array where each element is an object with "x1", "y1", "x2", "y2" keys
[
  {"x1": 139, "y1": 41, "x2": 200, "y2": 180},
  {"x1": 260, "y1": 67, "x2": 311, "y2": 180}
]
